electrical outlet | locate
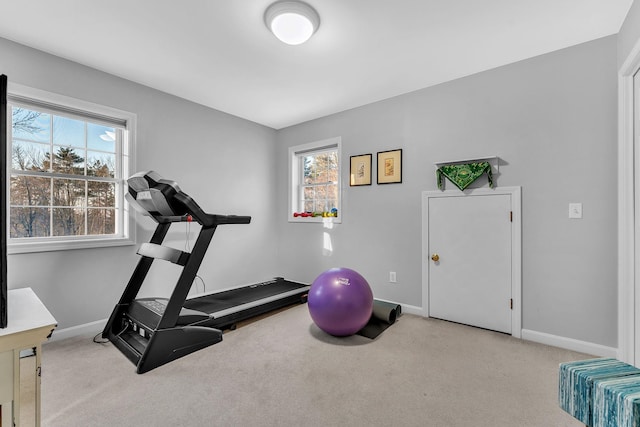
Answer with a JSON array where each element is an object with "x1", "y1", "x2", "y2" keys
[{"x1": 389, "y1": 271, "x2": 397, "y2": 283}]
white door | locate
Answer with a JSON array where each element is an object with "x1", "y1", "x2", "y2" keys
[{"x1": 427, "y1": 192, "x2": 513, "y2": 333}]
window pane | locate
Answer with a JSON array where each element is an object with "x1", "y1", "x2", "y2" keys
[
  {"x1": 303, "y1": 186, "x2": 314, "y2": 200},
  {"x1": 87, "y1": 123, "x2": 116, "y2": 152},
  {"x1": 316, "y1": 154, "x2": 328, "y2": 182},
  {"x1": 10, "y1": 175, "x2": 50, "y2": 206},
  {"x1": 88, "y1": 181, "x2": 115, "y2": 207},
  {"x1": 88, "y1": 208, "x2": 115, "y2": 235},
  {"x1": 328, "y1": 152, "x2": 338, "y2": 182},
  {"x1": 315, "y1": 185, "x2": 327, "y2": 200},
  {"x1": 52, "y1": 146, "x2": 85, "y2": 175},
  {"x1": 53, "y1": 208, "x2": 85, "y2": 236},
  {"x1": 303, "y1": 156, "x2": 315, "y2": 184},
  {"x1": 10, "y1": 207, "x2": 50, "y2": 238},
  {"x1": 327, "y1": 183, "x2": 338, "y2": 200},
  {"x1": 53, "y1": 179, "x2": 86, "y2": 207},
  {"x1": 317, "y1": 168, "x2": 328, "y2": 183},
  {"x1": 12, "y1": 108, "x2": 50, "y2": 143},
  {"x1": 328, "y1": 152, "x2": 338, "y2": 168},
  {"x1": 53, "y1": 116, "x2": 84, "y2": 148},
  {"x1": 303, "y1": 201, "x2": 314, "y2": 212},
  {"x1": 11, "y1": 140, "x2": 48, "y2": 171},
  {"x1": 86, "y1": 151, "x2": 115, "y2": 177}
]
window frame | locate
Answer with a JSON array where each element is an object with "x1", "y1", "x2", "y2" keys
[
  {"x1": 288, "y1": 137, "x2": 342, "y2": 224},
  {"x1": 6, "y1": 83, "x2": 136, "y2": 254}
]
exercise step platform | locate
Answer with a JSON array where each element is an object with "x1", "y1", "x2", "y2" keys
[{"x1": 559, "y1": 358, "x2": 640, "y2": 426}]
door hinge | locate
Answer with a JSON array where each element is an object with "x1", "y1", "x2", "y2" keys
[
  {"x1": 510, "y1": 298, "x2": 513, "y2": 310},
  {"x1": 510, "y1": 211, "x2": 513, "y2": 222}
]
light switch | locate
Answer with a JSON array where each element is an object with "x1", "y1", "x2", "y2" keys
[{"x1": 569, "y1": 203, "x2": 582, "y2": 219}]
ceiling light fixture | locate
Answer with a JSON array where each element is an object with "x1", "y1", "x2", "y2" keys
[{"x1": 264, "y1": 1, "x2": 320, "y2": 45}]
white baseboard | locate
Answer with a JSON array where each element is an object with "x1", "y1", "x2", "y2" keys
[
  {"x1": 398, "y1": 303, "x2": 423, "y2": 316},
  {"x1": 48, "y1": 318, "x2": 107, "y2": 343},
  {"x1": 400, "y1": 302, "x2": 617, "y2": 357},
  {"x1": 521, "y1": 329, "x2": 617, "y2": 358}
]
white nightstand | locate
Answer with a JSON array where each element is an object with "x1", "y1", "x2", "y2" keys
[{"x1": 0, "y1": 288, "x2": 56, "y2": 427}]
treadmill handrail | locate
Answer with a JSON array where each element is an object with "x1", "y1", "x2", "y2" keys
[
  {"x1": 172, "y1": 192, "x2": 251, "y2": 227},
  {"x1": 211, "y1": 214, "x2": 252, "y2": 225},
  {"x1": 138, "y1": 243, "x2": 189, "y2": 266}
]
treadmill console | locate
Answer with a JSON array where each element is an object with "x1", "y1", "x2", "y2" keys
[{"x1": 127, "y1": 170, "x2": 185, "y2": 218}]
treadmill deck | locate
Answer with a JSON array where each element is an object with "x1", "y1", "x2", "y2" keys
[{"x1": 183, "y1": 278, "x2": 309, "y2": 319}]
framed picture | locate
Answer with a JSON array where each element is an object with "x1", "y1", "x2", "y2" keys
[
  {"x1": 350, "y1": 153, "x2": 372, "y2": 186},
  {"x1": 377, "y1": 149, "x2": 402, "y2": 184}
]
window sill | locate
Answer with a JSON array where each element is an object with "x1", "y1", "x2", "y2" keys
[
  {"x1": 8, "y1": 236, "x2": 136, "y2": 254},
  {"x1": 288, "y1": 216, "x2": 341, "y2": 224}
]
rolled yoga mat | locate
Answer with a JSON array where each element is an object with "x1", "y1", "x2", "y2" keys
[{"x1": 357, "y1": 300, "x2": 402, "y2": 339}]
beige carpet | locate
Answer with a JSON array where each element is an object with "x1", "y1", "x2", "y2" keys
[{"x1": 41, "y1": 305, "x2": 587, "y2": 426}]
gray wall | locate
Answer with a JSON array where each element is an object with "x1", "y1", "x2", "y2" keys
[
  {"x1": 275, "y1": 36, "x2": 618, "y2": 348},
  {"x1": 0, "y1": 31, "x2": 621, "y2": 349},
  {"x1": 1, "y1": 37, "x2": 280, "y2": 329}
]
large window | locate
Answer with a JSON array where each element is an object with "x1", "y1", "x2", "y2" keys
[
  {"x1": 6, "y1": 85, "x2": 136, "y2": 253},
  {"x1": 289, "y1": 137, "x2": 341, "y2": 223}
]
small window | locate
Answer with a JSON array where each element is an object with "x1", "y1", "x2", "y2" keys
[
  {"x1": 289, "y1": 137, "x2": 341, "y2": 223},
  {"x1": 6, "y1": 85, "x2": 136, "y2": 253}
]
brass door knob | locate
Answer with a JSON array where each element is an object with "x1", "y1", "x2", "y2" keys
[{"x1": 431, "y1": 253, "x2": 440, "y2": 262}]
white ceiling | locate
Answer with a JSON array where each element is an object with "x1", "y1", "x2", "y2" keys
[{"x1": 0, "y1": 0, "x2": 633, "y2": 129}]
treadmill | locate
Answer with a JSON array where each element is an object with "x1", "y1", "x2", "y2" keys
[{"x1": 102, "y1": 171, "x2": 309, "y2": 374}]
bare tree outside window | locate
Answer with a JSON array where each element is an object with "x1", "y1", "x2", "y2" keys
[
  {"x1": 300, "y1": 150, "x2": 338, "y2": 213},
  {"x1": 9, "y1": 107, "x2": 118, "y2": 238}
]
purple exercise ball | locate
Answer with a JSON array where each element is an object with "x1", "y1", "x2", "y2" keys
[{"x1": 308, "y1": 268, "x2": 374, "y2": 336}]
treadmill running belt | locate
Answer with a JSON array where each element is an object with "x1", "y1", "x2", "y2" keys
[{"x1": 183, "y1": 279, "x2": 307, "y2": 314}]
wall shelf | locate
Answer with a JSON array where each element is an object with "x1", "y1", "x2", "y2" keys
[{"x1": 434, "y1": 156, "x2": 499, "y2": 173}]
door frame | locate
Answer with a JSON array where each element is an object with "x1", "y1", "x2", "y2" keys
[
  {"x1": 618, "y1": 37, "x2": 640, "y2": 365},
  {"x1": 422, "y1": 186, "x2": 522, "y2": 338}
]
